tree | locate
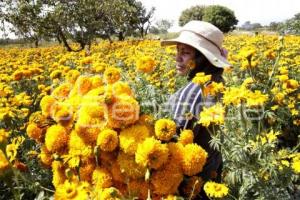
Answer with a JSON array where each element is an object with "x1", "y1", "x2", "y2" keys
[
  {"x1": 178, "y1": 5, "x2": 238, "y2": 33},
  {"x1": 202, "y1": 5, "x2": 238, "y2": 33},
  {"x1": 0, "y1": 0, "x2": 155, "y2": 50},
  {"x1": 149, "y1": 19, "x2": 173, "y2": 34},
  {"x1": 179, "y1": 5, "x2": 205, "y2": 26},
  {"x1": 281, "y1": 13, "x2": 300, "y2": 34}
]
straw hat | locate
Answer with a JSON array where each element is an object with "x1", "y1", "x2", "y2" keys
[{"x1": 161, "y1": 20, "x2": 231, "y2": 68}]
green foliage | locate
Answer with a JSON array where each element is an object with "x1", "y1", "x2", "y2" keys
[
  {"x1": 179, "y1": 5, "x2": 206, "y2": 26},
  {"x1": 178, "y1": 5, "x2": 238, "y2": 33},
  {"x1": 149, "y1": 19, "x2": 173, "y2": 34},
  {"x1": 0, "y1": 0, "x2": 155, "y2": 50},
  {"x1": 202, "y1": 5, "x2": 238, "y2": 33}
]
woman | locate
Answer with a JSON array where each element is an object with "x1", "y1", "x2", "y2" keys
[{"x1": 161, "y1": 20, "x2": 231, "y2": 199}]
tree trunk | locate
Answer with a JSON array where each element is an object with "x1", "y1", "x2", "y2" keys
[
  {"x1": 118, "y1": 32, "x2": 124, "y2": 41},
  {"x1": 57, "y1": 27, "x2": 73, "y2": 51}
]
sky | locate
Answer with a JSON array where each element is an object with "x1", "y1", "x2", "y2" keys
[{"x1": 139, "y1": 0, "x2": 300, "y2": 31}]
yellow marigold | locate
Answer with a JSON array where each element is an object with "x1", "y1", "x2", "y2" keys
[
  {"x1": 199, "y1": 103, "x2": 225, "y2": 127},
  {"x1": 52, "y1": 161, "x2": 66, "y2": 188},
  {"x1": 51, "y1": 83, "x2": 72, "y2": 100},
  {"x1": 65, "y1": 69, "x2": 81, "y2": 84},
  {"x1": 151, "y1": 160, "x2": 183, "y2": 195},
  {"x1": 50, "y1": 70, "x2": 62, "y2": 80},
  {"x1": 110, "y1": 161, "x2": 125, "y2": 183},
  {"x1": 12, "y1": 70, "x2": 23, "y2": 81},
  {"x1": 75, "y1": 113, "x2": 105, "y2": 145},
  {"x1": 92, "y1": 167, "x2": 113, "y2": 189},
  {"x1": 97, "y1": 129, "x2": 119, "y2": 152},
  {"x1": 79, "y1": 103, "x2": 105, "y2": 119},
  {"x1": 203, "y1": 82, "x2": 225, "y2": 97},
  {"x1": 181, "y1": 176, "x2": 204, "y2": 199},
  {"x1": 79, "y1": 160, "x2": 96, "y2": 182},
  {"x1": 282, "y1": 79, "x2": 299, "y2": 93},
  {"x1": 112, "y1": 81, "x2": 133, "y2": 96},
  {"x1": 292, "y1": 156, "x2": 300, "y2": 174},
  {"x1": 178, "y1": 129, "x2": 194, "y2": 145},
  {"x1": 127, "y1": 179, "x2": 149, "y2": 199},
  {"x1": 26, "y1": 123, "x2": 44, "y2": 143},
  {"x1": 52, "y1": 103, "x2": 74, "y2": 127},
  {"x1": 119, "y1": 124, "x2": 150, "y2": 155},
  {"x1": 45, "y1": 125, "x2": 69, "y2": 153},
  {"x1": 117, "y1": 152, "x2": 146, "y2": 179},
  {"x1": 66, "y1": 131, "x2": 93, "y2": 168},
  {"x1": 39, "y1": 146, "x2": 53, "y2": 167},
  {"x1": 168, "y1": 142, "x2": 184, "y2": 164},
  {"x1": 246, "y1": 90, "x2": 268, "y2": 107},
  {"x1": 222, "y1": 87, "x2": 247, "y2": 106},
  {"x1": 0, "y1": 149, "x2": 10, "y2": 174},
  {"x1": 136, "y1": 56, "x2": 156, "y2": 73},
  {"x1": 69, "y1": 76, "x2": 93, "y2": 97},
  {"x1": 154, "y1": 118, "x2": 176, "y2": 141},
  {"x1": 40, "y1": 95, "x2": 57, "y2": 117},
  {"x1": 54, "y1": 180, "x2": 89, "y2": 200},
  {"x1": 6, "y1": 136, "x2": 25, "y2": 162},
  {"x1": 135, "y1": 137, "x2": 169, "y2": 169},
  {"x1": 192, "y1": 72, "x2": 211, "y2": 85},
  {"x1": 182, "y1": 143, "x2": 207, "y2": 176},
  {"x1": 103, "y1": 67, "x2": 121, "y2": 84},
  {"x1": 99, "y1": 187, "x2": 122, "y2": 200},
  {"x1": 0, "y1": 129, "x2": 10, "y2": 144},
  {"x1": 106, "y1": 94, "x2": 140, "y2": 129},
  {"x1": 203, "y1": 181, "x2": 229, "y2": 198},
  {"x1": 89, "y1": 75, "x2": 103, "y2": 89}
]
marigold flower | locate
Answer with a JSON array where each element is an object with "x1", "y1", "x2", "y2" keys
[
  {"x1": 203, "y1": 82, "x2": 225, "y2": 97},
  {"x1": 103, "y1": 67, "x2": 121, "y2": 84},
  {"x1": 112, "y1": 81, "x2": 133, "y2": 96},
  {"x1": 26, "y1": 123, "x2": 44, "y2": 143},
  {"x1": 117, "y1": 151, "x2": 146, "y2": 179},
  {"x1": 182, "y1": 143, "x2": 207, "y2": 176},
  {"x1": 54, "y1": 180, "x2": 89, "y2": 200},
  {"x1": 154, "y1": 118, "x2": 176, "y2": 141},
  {"x1": 45, "y1": 125, "x2": 69, "y2": 153},
  {"x1": 79, "y1": 161, "x2": 96, "y2": 182},
  {"x1": 51, "y1": 83, "x2": 72, "y2": 100},
  {"x1": 127, "y1": 179, "x2": 149, "y2": 199},
  {"x1": 106, "y1": 94, "x2": 140, "y2": 129},
  {"x1": 151, "y1": 160, "x2": 183, "y2": 195},
  {"x1": 178, "y1": 129, "x2": 194, "y2": 145},
  {"x1": 39, "y1": 145, "x2": 53, "y2": 167},
  {"x1": 203, "y1": 181, "x2": 229, "y2": 198},
  {"x1": 97, "y1": 129, "x2": 119, "y2": 152},
  {"x1": 40, "y1": 95, "x2": 57, "y2": 117},
  {"x1": 52, "y1": 160, "x2": 66, "y2": 188},
  {"x1": 92, "y1": 167, "x2": 113, "y2": 189},
  {"x1": 135, "y1": 137, "x2": 169, "y2": 169},
  {"x1": 0, "y1": 129, "x2": 10, "y2": 144},
  {"x1": 119, "y1": 124, "x2": 150, "y2": 155},
  {"x1": 198, "y1": 103, "x2": 225, "y2": 127},
  {"x1": 136, "y1": 56, "x2": 156, "y2": 73},
  {"x1": 246, "y1": 90, "x2": 268, "y2": 107},
  {"x1": 99, "y1": 187, "x2": 122, "y2": 200},
  {"x1": 65, "y1": 69, "x2": 81, "y2": 84},
  {"x1": 0, "y1": 149, "x2": 10, "y2": 174},
  {"x1": 192, "y1": 72, "x2": 211, "y2": 85},
  {"x1": 292, "y1": 155, "x2": 300, "y2": 174}
]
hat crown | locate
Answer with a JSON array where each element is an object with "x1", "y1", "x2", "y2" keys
[{"x1": 181, "y1": 20, "x2": 223, "y2": 48}]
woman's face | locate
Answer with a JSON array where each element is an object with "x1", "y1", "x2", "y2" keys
[{"x1": 176, "y1": 43, "x2": 196, "y2": 76}]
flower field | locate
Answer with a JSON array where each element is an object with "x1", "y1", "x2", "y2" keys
[{"x1": 0, "y1": 34, "x2": 299, "y2": 200}]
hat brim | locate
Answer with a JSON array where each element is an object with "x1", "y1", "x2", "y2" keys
[{"x1": 161, "y1": 34, "x2": 231, "y2": 69}]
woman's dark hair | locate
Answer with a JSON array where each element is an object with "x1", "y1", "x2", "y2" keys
[{"x1": 188, "y1": 50, "x2": 224, "y2": 83}]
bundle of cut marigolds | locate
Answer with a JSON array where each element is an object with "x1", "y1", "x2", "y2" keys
[{"x1": 26, "y1": 67, "x2": 208, "y2": 200}]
